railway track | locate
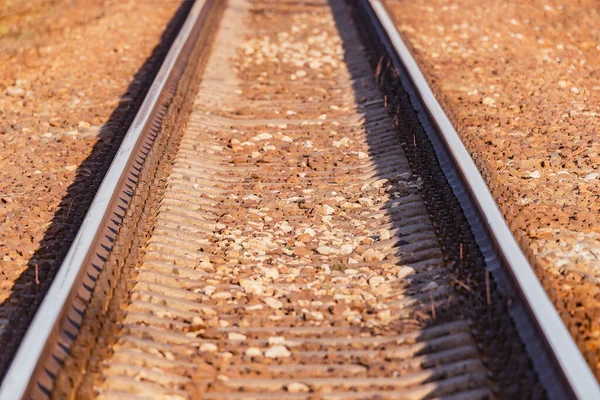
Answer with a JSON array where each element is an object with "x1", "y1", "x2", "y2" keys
[{"x1": 1, "y1": 0, "x2": 599, "y2": 399}]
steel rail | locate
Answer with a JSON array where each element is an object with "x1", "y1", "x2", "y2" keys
[
  {"x1": 0, "y1": 0, "x2": 220, "y2": 398},
  {"x1": 354, "y1": 0, "x2": 600, "y2": 399}
]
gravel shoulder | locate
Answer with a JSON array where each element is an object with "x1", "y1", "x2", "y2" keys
[
  {"x1": 0, "y1": 0, "x2": 184, "y2": 372},
  {"x1": 384, "y1": 0, "x2": 600, "y2": 376}
]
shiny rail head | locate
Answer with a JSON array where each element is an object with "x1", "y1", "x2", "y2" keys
[{"x1": 352, "y1": 0, "x2": 600, "y2": 399}]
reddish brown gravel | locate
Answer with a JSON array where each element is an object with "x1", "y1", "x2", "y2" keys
[
  {"x1": 385, "y1": 0, "x2": 600, "y2": 377},
  {"x1": 0, "y1": 0, "x2": 183, "y2": 361}
]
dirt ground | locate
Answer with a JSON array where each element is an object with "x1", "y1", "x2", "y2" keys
[
  {"x1": 0, "y1": 0, "x2": 184, "y2": 369},
  {"x1": 385, "y1": 0, "x2": 600, "y2": 376}
]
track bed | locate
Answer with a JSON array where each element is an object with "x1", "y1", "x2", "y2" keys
[{"x1": 84, "y1": 1, "x2": 538, "y2": 398}]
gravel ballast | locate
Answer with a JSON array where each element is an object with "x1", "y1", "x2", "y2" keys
[
  {"x1": 385, "y1": 0, "x2": 600, "y2": 376},
  {"x1": 0, "y1": 0, "x2": 185, "y2": 375}
]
